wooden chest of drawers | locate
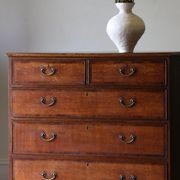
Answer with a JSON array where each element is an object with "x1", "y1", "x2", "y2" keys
[{"x1": 8, "y1": 53, "x2": 180, "y2": 180}]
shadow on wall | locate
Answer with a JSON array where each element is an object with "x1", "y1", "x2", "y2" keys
[
  {"x1": 0, "y1": 58, "x2": 8, "y2": 180},
  {"x1": 0, "y1": 163, "x2": 8, "y2": 180}
]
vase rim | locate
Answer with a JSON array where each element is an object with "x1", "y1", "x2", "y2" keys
[
  {"x1": 115, "y1": 0, "x2": 134, "y2": 3},
  {"x1": 115, "y1": 2, "x2": 135, "y2": 4}
]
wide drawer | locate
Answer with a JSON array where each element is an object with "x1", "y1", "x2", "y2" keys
[
  {"x1": 90, "y1": 60, "x2": 166, "y2": 86},
  {"x1": 13, "y1": 123, "x2": 166, "y2": 156},
  {"x1": 11, "y1": 59, "x2": 85, "y2": 85},
  {"x1": 11, "y1": 89, "x2": 166, "y2": 119},
  {"x1": 13, "y1": 159, "x2": 167, "y2": 180}
]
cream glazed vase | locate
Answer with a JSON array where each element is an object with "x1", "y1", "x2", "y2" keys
[{"x1": 106, "y1": 2, "x2": 145, "y2": 53}]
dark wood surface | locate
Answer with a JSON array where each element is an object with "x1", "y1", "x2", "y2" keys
[
  {"x1": 8, "y1": 53, "x2": 179, "y2": 180},
  {"x1": 169, "y1": 55, "x2": 180, "y2": 180},
  {"x1": 6, "y1": 52, "x2": 180, "y2": 58},
  {"x1": 13, "y1": 122, "x2": 166, "y2": 156},
  {"x1": 12, "y1": 59, "x2": 86, "y2": 85},
  {"x1": 11, "y1": 89, "x2": 166, "y2": 119},
  {"x1": 90, "y1": 60, "x2": 166, "y2": 86},
  {"x1": 13, "y1": 159, "x2": 166, "y2": 180}
]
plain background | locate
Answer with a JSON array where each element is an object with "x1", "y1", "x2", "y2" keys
[{"x1": 0, "y1": 0, "x2": 180, "y2": 179}]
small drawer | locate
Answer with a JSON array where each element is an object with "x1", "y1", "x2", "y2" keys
[
  {"x1": 11, "y1": 89, "x2": 166, "y2": 120},
  {"x1": 13, "y1": 122, "x2": 166, "y2": 156},
  {"x1": 13, "y1": 159, "x2": 167, "y2": 180},
  {"x1": 11, "y1": 59, "x2": 85, "y2": 85},
  {"x1": 90, "y1": 59, "x2": 166, "y2": 86}
]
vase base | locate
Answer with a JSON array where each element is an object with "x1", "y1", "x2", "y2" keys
[{"x1": 117, "y1": 48, "x2": 134, "y2": 53}]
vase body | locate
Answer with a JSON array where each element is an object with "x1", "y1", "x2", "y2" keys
[{"x1": 106, "y1": 3, "x2": 145, "y2": 53}]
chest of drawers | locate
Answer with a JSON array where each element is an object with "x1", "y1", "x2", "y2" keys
[{"x1": 8, "y1": 53, "x2": 180, "y2": 180}]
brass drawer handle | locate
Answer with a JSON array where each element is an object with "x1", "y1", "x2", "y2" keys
[
  {"x1": 130, "y1": 176, "x2": 137, "y2": 180},
  {"x1": 120, "y1": 175, "x2": 137, "y2": 180},
  {"x1": 118, "y1": 134, "x2": 136, "y2": 144},
  {"x1": 40, "y1": 97, "x2": 56, "y2": 107},
  {"x1": 119, "y1": 97, "x2": 136, "y2": 108},
  {"x1": 119, "y1": 65, "x2": 136, "y2": 77},
  {"x1": 40, "y1": 65, "x2": 56, "y2": 76},
  {"x1": 40, "y1": 171, "x2": 57, "y2": 180},
  {"x1": 40, "y1": 132, "x2": 56, "y2": 142}
]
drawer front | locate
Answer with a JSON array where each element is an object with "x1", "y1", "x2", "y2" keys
[
  {"x1": 12, "y1": 60, "x2": 85, "y2": 85},
  {"x1": 90, "y1": 60, "x2": 166, "y2": 86},
  {"x1": 11, "y1": 89, "x2": 166, "y2": 119},
  {"x1": 13, "y1": 160, "x2": 166, "y2": 180},
  {"x1": 13, "y1": 123, "x2": 166, "y2": 156}
]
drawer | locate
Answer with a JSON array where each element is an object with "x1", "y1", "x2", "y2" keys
[
  {"x1": 13, "y1": 159, "x2": 166, "y2": 180},
  {"x1": 11, "y1": 89, "x2": 166, "y2": 119},
  {"x1": 11, "y1": 59, "x2": 85, "y2": 85},
  {"x1": 13, "y1": 123, "x2": 166, "y2": 156},
  {"x1": 90, "y1": 60, "x2": 166, "y2": 86}
]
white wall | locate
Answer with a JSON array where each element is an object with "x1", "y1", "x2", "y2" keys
[
  {"x1": 0, "y1": 0, "x2": 28, "y2": 179},
  {"x1": 0, "y1": 0, "x2": 180, "y2": 179}
]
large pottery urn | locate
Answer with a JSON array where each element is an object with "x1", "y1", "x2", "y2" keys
[{"x1": 106, "y1": 0, "x2": 145, "y2": 53}]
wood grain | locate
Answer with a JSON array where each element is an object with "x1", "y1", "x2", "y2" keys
[
  {"x1": 13, "y1": 159, "x2": 166, "y2": 180},
  {"x1": 11, "y1": 89, "x2": 166, "y2": 119},
  {"x1": 13, "y1": 122, "x2": 166, "y2": 156},
  {"x1": 12, "y1": 60, "x2": 85, "y2": 85},
  {"x1": 90, "y1": 60, "x2": 165, "y2": 86},
  {"x1": 7, "y1": 52, "x2": 180, "y2": 58},
  {"x1": 8, "y1": 53, "x2": 172, "y2": 180}
]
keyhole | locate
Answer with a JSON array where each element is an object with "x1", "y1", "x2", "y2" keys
[
  {"x1": 86, "y1": 126, "x2": 89, "y2": 130},
  {"x1": 85, "y1": 92, "x2": 89, "y2": 96},
  {"x1": 86, "y1": 162, "x2": 89, "y2": 166}
]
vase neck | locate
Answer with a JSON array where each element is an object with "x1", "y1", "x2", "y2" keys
[{"x1": 116, "y1": 3, "x2": 134, "y2": 13}]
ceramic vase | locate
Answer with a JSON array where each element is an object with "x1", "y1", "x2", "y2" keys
[{"x1": 106, "y1": 2, "x2": 145, "y2": 53}]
